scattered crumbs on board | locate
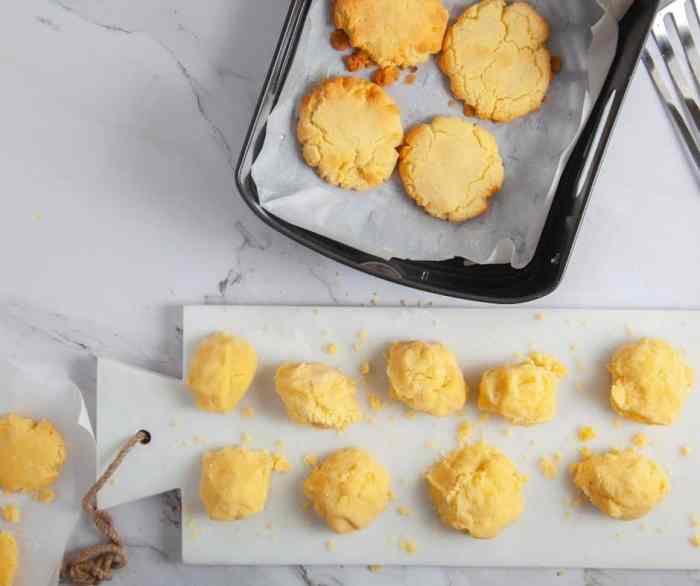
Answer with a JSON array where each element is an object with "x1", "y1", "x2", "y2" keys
[
  {"x1": 274, "y1": 439, "x2": 284, "y2": 450},
  {"x1": 399, "y1": 539, "x2": 417, "y2": 555},
  {"x1": 1, "y1": 505, "x2": 20, "y2": 524},
  {"x1": 368, "y1": 564, "x2": 383, "y2": 573},
  {"x1": 479, "y1": 413, "x2": 490, "y2": 423},
  {"x1": 579, "y1": 447, "x2": 592, "y2": 458},
  {"x1": 691, "y1": 514, "x2": 700, "y2": 528},
  {"x1": 404, "y1": 409, "x2": 417, "y2": 420},
  {"x1": 534, "y1": 312, "x2": 545, "y2": 321},
  {"x1": 681, "y1": 445, "x2": 692, "y2": 457},
  {"x1": 324, "y1": 343, "x2": 338, "y2": 355},
  {"x1": 397, "y1": 505, "x2": 412, "y2": 517},
  {"x1": 192, "y1": 435, "x2": 209, "y2": 445},
  {"x1": 272, "y1": 453, "x2": 292, "y2": 473},
  {"x1": 241, "y1": 406, "x2": 255, "y2": 419},
  {"x1": 367, "y1": 392, "x2": 384, "y2": 412},
  {"x1": 240, "y1": 432, "x2": 252, "y2": 445},
  {"x1": 457, "y1": 421, "x2": 472, "y2": 444},
  {"x1": 502, "y1": 428, "x2": 514, "y2": 438},
  {"x1": 33, "y1": 488, "x2": 55, "y2": 503},
  {"x1": 360, "y1": 362, "x2": 371, "y2": 376},
  {"x1": 538, "y1": 453, "x2": 561, "y2": 479},
  {"x1": 564, "y1": 511, "x2": 572, "y2": 520},
  {"x1": 631, "y1": 433, "x2": 648, "y2": 448},
  {"x1": 304, "y1": 453, "x2": 318, "y2": 467},
  {"x1": 329, "y1": 29, "x2": 350, "y2": 51},
  {"x1": 325, "y1": 539, "x2": 336, "y2": 552},
  {"x1": 577, "y1": 426, "x2": 596, "y2": 442},
  {"x1": 691, "y1": 535, "x2": 700, "y2": 548},
  {"x1": 424, "y1": 440, "x2": 436, "y2": 449}
]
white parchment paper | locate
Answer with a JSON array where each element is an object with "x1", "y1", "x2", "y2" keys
[
  {"x1": 252, "y1": 0, "x2": 632, "y2": 268},
  {"x1": 0, "y1": 361, "x2": 95, "y2": 586}
]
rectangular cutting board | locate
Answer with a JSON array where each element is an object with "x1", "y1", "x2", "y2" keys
[{"x1": 97, "y1": 306, "x2": 700, "y2": 568}]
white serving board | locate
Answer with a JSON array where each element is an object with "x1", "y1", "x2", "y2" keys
[{"x1": 97, "y1": 306, "x2": 700, "y2": 568}]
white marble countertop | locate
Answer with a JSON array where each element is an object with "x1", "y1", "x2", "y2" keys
[{"x1": 2, "y1": 1, "x2": 700, "y2": 584}]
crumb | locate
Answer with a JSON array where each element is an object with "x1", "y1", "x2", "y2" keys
[
  {"x1": 274, "y1": 439, "x2": 284, "y2": 450},
  {"x1": 404, "y1": 409, "x2": 417, "y2": 420},
  {"x1": 553, "y1": 451, "x2": 563, "y2": 462},
  {"x1": 325, "y1": 539, "x2": 336, "y2": 552},
  {"x1": 397, "y1": 505, "x2": 412, "y2": 517},
  {"x1": 691, "y1": 535, "x2": 700, "y2": 548},
  {"x1": 366, "y1": 415, "x2": 376, "y2": 424},
  {"x1": 324, "y1": 343, "x2": 338, "y2": 355},
  {"x1": 681, "y1": 445, "x2": 692, "y2": 456},
  {"x1": 538, "y1": 455, "x2": 560, "y2": 479},
  {"x1": 564, "y1": 511, "x2": 572, "y2": 520},
  {"x1": 34, "y1": 488, "x2": 55, "y2": 503},
  {"x1": 399, "y1": 539, "x2": 417, "y2": 554},
  {"x1": 424, "y1": 440, "x2": 436, "y2": 449},
  {"x1": 534, "y1": 312, "x2": 545, "y2": 321},
  {"x1": 368, "y1": 565, "x2": 383, "y2": 573},
  {"x1": 578, "y1": 426, "x2": 597, "y2": 442},
  {"x1": 613, "y1": 417, "x2": 624, "y2": 429},
  {"x1": 272, "y1": 453, "x2": 292, "y2": 473},
  {"x1": 265, "y1": 521, "x2": 273, "y2": 530},
  {"x1": 579, "y1": 447, "x2": 592, "y2": 458},
  {"x1": 575, "y1": 381, "x2": 585, "y2": 393},
  {"x1": 303, "y1": 501, "x2": 311, "y2": 511},
  {"x1": 457, "y1": 421, "x2": 472, "y2": 444},
  {"x1": 240, "y1": 431, "x2": 252, "y2": 445},
  {"x1": 304, "y1": 453, "x2": 318, "y2": 467},
  {"x1": 360, "y1": 362, "x2": 371, "y2": 376},
  {"x1": 367, "y1": 391, "x2": 384, "y2": 412},
  {"x1": 550, "y1": 56, "x2": 562, "y2": 74},
  {"x1": 404, "y1": 72, "x2": 417, "y2": 85},
  {"x1": 574, "y1": 358, "x2": 585, "y2": 372},
  {"x1": 502, "y1": 428, "x2": 514, "y2": 437},
  {"x1": 479, "y1": 413, "x2": 490, "y2": 423},
  {"x1": 631, "y1": 433, "x2": 648, "y2": 448},
  {"x1": 241, "y1": 406, "x2": 255, "y2": 419},
  {"x1": 192, "y1": 435, "x2": 209, "y2": 445},
  {"x1": 448, "y1": 99, "x2": 458, "y2": 108},
  {"x1": 569, "y1": 344, "x2": 577, "y2": 352},
  {"x1": 463, "y1": 104, "x2": 476, "y2": 117},
  {"x1": 1, "y1": 505, "x2": 20, "y2": 524},
  {"x1": 372, "y1": 65, "x2": 400, "y2": 86},
  {"x1": 691, "y1": 514, "x2": 700, "y2": 528},
  {"x1": 330, "y1": 29, "x2": 350, "y2": 51}
]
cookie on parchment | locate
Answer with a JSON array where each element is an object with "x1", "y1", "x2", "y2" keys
[
  {"x1": 440, "y1": 0, "x2": 552, "y2": 123},
  {"x1": 297, "y1": 77, "x2": 403, "y2": 191},
  {"x1": 398, "y1": 116, "x2": 504, "y2": 222},
  {"x1": 334, "y1": 0, "x2": 449, "y2": 68}
]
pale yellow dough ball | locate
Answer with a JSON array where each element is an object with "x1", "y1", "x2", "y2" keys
[
  {"x1": 275, "y1": 363, "x2": 362, "y2": 430},
  {"x1": 200, "y1": 447, "x2": 275, "y2": 521},
  {"x1": 571, "y1": 448, "x2": 670, "y2": 520},
  {"x1": 425, "y1": 443, "x2": 527, "y2": 539},
  {"x1": 386, "y1": 341, "x2": 467, "y2": 416},
  {"x1": 478, "y1": 352, "x2": 567, "y2": 425},
  {"x1": 608, "y1": 338, "x2": 695, "y2": 425},
  {"x1": 0, "y1": 532, "x2": 17, "y2": 586},
  {"x1": 303, "y1": 448, "x2": 392, "y2": 533},
  {"x1": 0, "y1": 414, "x2": 66, "y2": 494},
  {"x1": 186, "y1": 332, "x2": 258, "y2": 413}
]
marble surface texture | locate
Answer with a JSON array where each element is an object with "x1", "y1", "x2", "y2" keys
[{"x1": 1, "y1": 0, "x2": 700, "y2": 584}]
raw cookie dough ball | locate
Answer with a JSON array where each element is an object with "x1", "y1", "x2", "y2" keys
[
  {"x1": 439, "y1": 0, "x2": 552, "y2": 122},
  {"x1": 399, "y1": 117, "x2": 504, "y2": 222},
  {"x1": 200, "y1": 447, "x2": 275, "y2": 521},
  {"x1": 571, "y1": 448, "x2": 670, "y2": 520},
  {"x1": 608, "y1": 338, "x2": 695, "y2": 425},
  {"x1": 275, "y1": 363, "x2": 362, "y2": 430},
  {"x1": 303, "y1": 448, "x2": 392, "y2": 533},
  {"x1": 425, "y1": 443, "x2": 527, "y2": 539},
  {"x1": 297, "y1": 77, "x2": 403, "y2": 191},
  {"x1": 0, "y1": 532, "x2": 17, "y2": 586},
  {"x1": 334, "y1": 0, "x2": 449, "y2": 67},
  {"x1": 386, "y1": 341, "x2": 467, "y2": 416},
  {"x1": 479, "y1": 352, "x2": 568, "y2": 425},
  {"x1": 186, "y1": 332, "x2": 258, "y2": 413},
  {"x1": 0, "y1": 414, "x2": 66, "y2": 494}
]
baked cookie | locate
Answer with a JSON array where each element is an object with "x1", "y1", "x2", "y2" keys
[
  {"x1": 297, "y1": 77, "x2": 403, "y2": 191},
  {"x1": 399, "y1": 116, "x2": 504, "y2": 222},
  {"x1": 608, "y1": 338, "x2": 695, "y2": 425},
  {"x1": 440, "y1": 0, "x2": 552, "y2": 122},
  {"x1": 425, "y1": 442, "x2": 527, "y2": 539},
  {"x1": 334, "y1": 0, "x2": 449, "y2": 68},
  {"x1": 0, "y1": 531, "x2": 17, "y2": 586},
  {"x1": 571, "y1": 449, "x2": 670, "y2": 520}
]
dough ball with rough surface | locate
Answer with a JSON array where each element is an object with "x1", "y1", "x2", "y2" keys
[
  {"x1": 297, "y1": 77, "x2": 403, "y2": 191},
  {"x1": 200, "y1": 447, "x2": 275, "y2": 521},
  {"x1": 303, "y1": 448, "x2": 392, "y2": 533},
  {"x1": 608, "y1": 338, "x2": 695, "y2": 425},
  {"x1": 334, "y1": 0, "x2": 449, "y2": 67},
  {"x1": 186, "y1": 332, "x2": 258, "y2": 413},
  {"x1": 386, "y1": 341, "x2": 467, "y2": 416},
  {"x1": 425, "y1": 443, "x2": 527, "y2": 539},
  {"x1": 571, "y1": 448, "x2": 670, "y2": 520},
  {"x1": 0, "y1": 532, "x2": 17, "y2": 586},
  {"x1": 479, "y1": 352, "x2": 567, "y2": 425},
  {"x1": 439, "y1": 0, "x2": 552, "y2": 122},
  {"x1": 275, "y1": 363, "x2": 362, "y2": 430},
  {"x1": 0, "y1": 414, "x2": 66, "y2": 494}
]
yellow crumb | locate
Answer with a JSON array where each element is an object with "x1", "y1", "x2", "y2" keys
[
  {"x1": 691, "y1": 514, "x2": 700, "y2": 528},
  {"x1": 324, "y1": 343, "x2": 338, "y2": 355},
  {"x1": 274, "y1": 440, "x2": 284, "y2": 450},
  {"x1": 575, "y1": 381, "x2": 585, "y2": 393},
  {"x1": 241, "y1": 406, "x2": 255, "y2": 419},
  {"x1": 424, "y1": 440, "x2": 436, "y2": 449},
  {"x1": 681, "y1": 446, "x2": 692, "y2": 457},
  {"x1": 399, "y1": 539, "x2": 417, "y2": 554},
  {"x1": 303, "y1": 501, "x2": 312, "y2": 511},
  {"x1": 613, "y1": 417, "x2": 624, "y2": 429},
  {"x1": 631, "y1": 433, "x2": 648, "y2": 448},
  {"x1": 360, "y1": 362, "x2": 371, "y2": 376},
  {"x1": 479, "y1": 413, "x2": 490, "y2": 423},
  {"x1": 538, "y1": 455, "x2": 560, "y2": 479},
  {"x1": 325, "y1": 539, "x2": 336, "y2": 552},
  {"x1": 578, "y1": 426, "x2": 597, "y2": 442},
  {"x1": 534, "y1": 313, "x2": 545, "y2": 321},
  {"x1": 457, "y1": 421, "x2": 472, "y2": 444},
  {"x1": 564, "y1": 511, "x2": 572, "y2": 520},
  {"x1": 366, "y1": 415, "x2": 376, "y2": 424},
  {"x1": 404, "y1": 409, "x2": 417, "y2": 420},
  {"x1": 368, "y1": 564, "x2": 383, "y2": 573},
  {"x1": 502, "y1": 428, "x2": 513, "y2": 437},
  {"x1": 192, "y1": 435, "x2": 209, "y2": 445},
  {"x1": 240, "y1": 432, "x2": 252, "y2": 445},
  {"x1": 579, "y1": 447, "x2": 592, "y2": 458},
  {"x1": 1, "y1": 505, "x2": 20, "y2": 523},
  {"x1": 367, "y1": 392, "x2": 384, "y2": 412},
  {"x1": 574, "y1": 358, "x2": 585, "y2": 372},
  {"x1": 34, "y1": 488, "x2": 55, "y2": 503},
  {"x1": 272, "y1": 453, "x2": 292, "y2": 472},
  {"x1": 691, "y1": 535, "x2": 700, "y2": 548},
  {"x1": 304, "y1": 453, "x2": 318, "y2": 467},
  {"x1": 553, "y1": 451, "x2": 562, "y2": 462},
  {"x1": 397, "y1": 505, "x2": 412, "y2": 517}
]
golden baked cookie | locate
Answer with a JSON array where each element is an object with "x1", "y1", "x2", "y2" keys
[
  {"x1": 186, "y1": 332, "x2": 258, "y2": 413},
  {"x1": 200, "y1": 446, "x2": 283, "y2": 521},
  {"x1": 386, "y1": 340, "x2": 467, "y2": 416},
  {"x1": 0, "y1": 532, "x2": 17, "y2": 586},
  {"x1": 275, "y1": 362, "x2": 362, "y2": 430},
  {"x1": 479, "y1": 352, "x2": 567, "y2": 425},
  {"x1": 440, "y1": 0, "x2": 552, "y2": 122},
  {"x1": 0, "y1": 414, "x2": 66, "y2": 494},
  {"x1": 425, "y1": 443, "x2": 527, "y2": 539},
  {"x1": 297, "y1": 77, "x2": 403, "y2": 191},
  {"x1": 334, "y1": 0, "x2": 449, "y2": 68},
  {"x1": 399, "y1": 116, "x2": 504, "y2": 222},
  {"x1": 303, "y1": 447, "x2": 392, "y2": 533},
  {"x1": 608, "y1": 338, "x2": 695, "y2": 425},
  {"x1": 571, "y1": 448, "x2": 670, "y2": 520}
]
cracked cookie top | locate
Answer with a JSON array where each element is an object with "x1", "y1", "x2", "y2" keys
[
  {"x1": 297, "y1": 77, "x2": 403, "y2": 191},
  {"x1": 439, "y1": 0, "x2": 552, "y2": 122},
  {"x1": 334, "y1": 0, "x2": 449, "y2": 68},
  {"x1": 399, "y1": 116, "x2": 504, "y2": 222}
]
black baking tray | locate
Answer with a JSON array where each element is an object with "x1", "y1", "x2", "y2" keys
[{"x1": 236, "y1": 0, "x2": 660, "y2": 304}]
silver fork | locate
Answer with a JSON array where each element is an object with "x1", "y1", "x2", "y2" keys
[{"x1": 644, "y1": 0, "x2": 700, "y2": 170}]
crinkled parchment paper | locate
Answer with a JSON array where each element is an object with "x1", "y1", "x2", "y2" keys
[
  {"x1": 252, "y1": 0, "x2": 632, "y2": 267},
  {"x1": 0, "y1": 360, "x2": 95, "y2": 586}
]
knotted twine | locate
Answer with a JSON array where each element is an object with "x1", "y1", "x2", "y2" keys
[{"x1": 60, "y1": 430, "x2": 149, "y2": 585}]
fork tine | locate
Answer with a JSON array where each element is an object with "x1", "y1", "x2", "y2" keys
[{"x1": 681, "y1": 0, "x2": 700, "y2": 94}]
